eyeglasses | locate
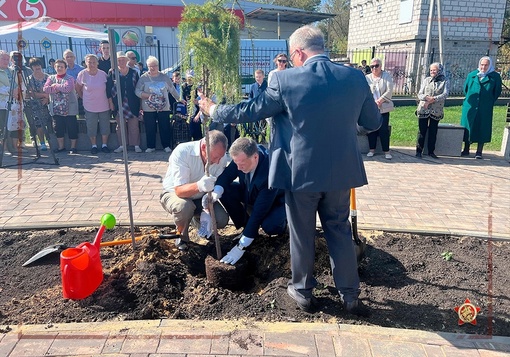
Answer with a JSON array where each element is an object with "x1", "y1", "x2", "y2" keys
[
  {"x1": 370, "y1": 64, "x2": 380, "y2": 69},
  {"x1": 289, "y1": 49, "x2": 301, "y2": 66},
  {"x1": 128, "y1": 57, "x2": 136, "y2": 60},
  {"x1": 277, "y1": 59, "x2": 287, "y2": 63}
]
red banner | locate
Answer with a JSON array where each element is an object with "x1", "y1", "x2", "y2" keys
[{"x1": 0, "y1": 0, "x2": 244, "y2": 27}]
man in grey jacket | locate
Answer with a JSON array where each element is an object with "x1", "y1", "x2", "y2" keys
[{"x1": 199, "y1": 26, "x2": 381, "y2": 316}]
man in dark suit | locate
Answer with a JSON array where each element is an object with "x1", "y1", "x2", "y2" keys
[
  {"x1": 203, "y1": 137, "x2": 286, "y2": 265},
  {"x1": 199, "y1": 26, "x2": 381, "y2": 316},
  {"x1": 249, "y1": 69, "x2": 267, "y2": 99}
]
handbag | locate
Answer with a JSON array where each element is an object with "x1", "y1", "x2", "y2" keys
[
  {"x1": 380, "y1": 100, "x2": 395, "y2": 114},
  {"x1": 7, "y1": 102, "x2": 25, "y2": 131}
]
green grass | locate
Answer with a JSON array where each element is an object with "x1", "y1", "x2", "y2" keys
[{"x1": 390, "y1": 105, "x2": 507, "y2": 151}]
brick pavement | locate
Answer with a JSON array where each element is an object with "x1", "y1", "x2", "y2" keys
[
  {"x1": 1, "y1": 319, "x2": 510, "y2": 356},
  {"x1": 0, "y1": 146, "x2": 508, "y2": 238}
]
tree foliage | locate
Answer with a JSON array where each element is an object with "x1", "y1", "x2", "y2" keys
[
  {"x1": 178, "y1": 0, "x2": 241, "y2": 103},
  {"x1": 319, "y1": 0, "x2": 350, "y2": 55}
]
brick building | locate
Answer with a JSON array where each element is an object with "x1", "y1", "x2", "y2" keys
[{"x1": 347, "y1": 0, "x2": 506, "y2": 94}]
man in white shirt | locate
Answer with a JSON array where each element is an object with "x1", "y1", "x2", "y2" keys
[{"x1": 160, "y1": 130, "x2": 229, "y2": 250}]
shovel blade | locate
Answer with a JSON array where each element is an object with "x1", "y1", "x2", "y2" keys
[{"x1": 22, "y1": 243, "x2": 68, "y2": 267}]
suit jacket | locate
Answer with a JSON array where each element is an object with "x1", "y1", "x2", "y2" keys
[
  {"x1": 213, "y1": 54, "x2": 382, "y2": 192},
  {"x1": 249, "y1": 80, "x2": 267, "y2": 99},
  {"x1": 216, "y1": 145, "x2": 284, "y2": 238}
]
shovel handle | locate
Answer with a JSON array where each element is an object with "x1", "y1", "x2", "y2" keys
[{"x1": 100, "y1": 237, "x2": 142, "y2": 247}]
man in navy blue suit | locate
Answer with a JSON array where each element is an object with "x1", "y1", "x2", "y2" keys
[
  {"x1": 199, "y1": 26, "x2": 381, "y2": 316},
  {"x1": 249, "y1": 69, "x2": 267, "y2": 99},
  {"x1": 203, "y1": 137, "x2": 286, "y2": 265}
]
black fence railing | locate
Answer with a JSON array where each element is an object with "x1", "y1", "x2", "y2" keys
[
  {"x1": 345, "y1": 48, "x2": 510, "y2": 97},
  {"x1": 2, "y1": 38, "x2": 509, "y2": 97}
]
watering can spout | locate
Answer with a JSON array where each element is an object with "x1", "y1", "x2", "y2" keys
[{"x1": 93, "y1": 225, "x2": 106, "y2": 249}]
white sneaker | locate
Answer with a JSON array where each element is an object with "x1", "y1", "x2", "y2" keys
[
  {"x1": 135, "y1": 146, "x2": 142, "y2": 153},
  {"x1": 145, "y1": 148, "x2": 156, "y2": 153},
  {"x1": 113, "y1": 146, "x2": 123, "y2": 153},
  {"x1": 366, "y1": 152, "x2": 374, "y2": 157},
  {"x1": 385, "y1": 153, "x2": 392, "y2": 160},
  {"x1": 164, "y1": 147, "x2": 172, "y2": 153}
]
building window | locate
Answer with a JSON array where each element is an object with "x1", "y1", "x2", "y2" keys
[
  {"x1": 399, "y1": 0, "x2": 413, "y2": 24},
  {"x1": 377, "y1": 5, "x2": 382, "y2": 13},
  {"x1": 360, "y1": 7, "x2": 364, "y2": 17}
]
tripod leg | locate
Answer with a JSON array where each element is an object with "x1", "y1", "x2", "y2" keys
[{"x1": 0, "y1": 110, "x2": 9, "y2": 167}]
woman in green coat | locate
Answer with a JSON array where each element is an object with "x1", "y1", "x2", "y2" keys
[{"x1": 460, "y1": 56, "x2": 502, "y2": 159}]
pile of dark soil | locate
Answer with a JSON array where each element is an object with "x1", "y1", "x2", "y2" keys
[{"x1": 0, "y1": 226, "x2": 509, "y2": 336}]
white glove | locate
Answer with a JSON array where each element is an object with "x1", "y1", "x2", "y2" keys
[
  {"x1": 197, "y1": 210, "x2": 213, "y2": 238},
  {"x1": 220, "y1": 235, "x2": 254, "y2": 265},
  {"x1": 197, "y1": 175, "x2": 216, "y2": 193},
  {"x1": 201, "y1": 185, "x2": 224, "y2": 209}
]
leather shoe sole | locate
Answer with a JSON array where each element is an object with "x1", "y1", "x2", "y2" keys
[{"x1": 287, "y1": 284, "x2": 317, "y2": 312}]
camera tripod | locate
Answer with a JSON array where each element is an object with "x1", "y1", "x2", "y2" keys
[{"x1": 0, "y1": 56, "x2": 59, "y2": 168}]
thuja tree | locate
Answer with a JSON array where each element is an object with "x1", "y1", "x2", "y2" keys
[
  {"x1": 178, "y1": 1, "x2": 241, "y2": 259},
  {"x1": 178, "y1": 0, "x2": 241, "y2": 103}
]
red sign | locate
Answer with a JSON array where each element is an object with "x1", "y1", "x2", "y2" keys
[{"x1": 0, "y1": 0, "x2": 244, "y2": 27}]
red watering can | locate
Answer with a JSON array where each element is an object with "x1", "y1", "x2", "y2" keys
[{"x1": 60, "y1": 213, "x2": 116, "y2": 300}]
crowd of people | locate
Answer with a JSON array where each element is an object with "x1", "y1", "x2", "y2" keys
[{"x1": 0, "y1": 27, "x2": 503, "y2": 317}]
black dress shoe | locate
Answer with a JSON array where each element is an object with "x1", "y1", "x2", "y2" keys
[
  {"x1": 428, "y1": 153, "x2": 438, "y2": 159},
  {"x1": 287, "y1": 283, "x2": 317, "y2": 312},
  {"x1": 343, "y1": 299, "x2": 371, "y2": 317},
  {"x1": 461, "y1": 150, "x2": 470, "y2": 157},
  {"x1": 415, "y1": 152, "x2": 422, "y2": 158},
  {"x1": 175, "y1": 238, "x2": 188, "y2": 251}
]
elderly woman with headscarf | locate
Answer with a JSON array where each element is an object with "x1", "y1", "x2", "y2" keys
[
  {"x1": 415, "y1": 62, "x2": 449, "y2": 159},
  {"x1": 460, "y1": 56, "x2": 502, "y2": 159}
]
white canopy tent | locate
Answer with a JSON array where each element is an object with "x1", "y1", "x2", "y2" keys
[{"x1": 0, "y1": 16, "x2": 108, "y2": 40}]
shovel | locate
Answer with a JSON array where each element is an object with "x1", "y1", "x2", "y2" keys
[{"x1": 350, "y1": 188, "x2": 367, "y2": 263}]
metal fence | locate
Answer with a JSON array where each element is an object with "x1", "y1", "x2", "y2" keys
[
  {"x1": 2, "y1": 38, "x2": 509, "y2": 97},
  {"x1": 345, "y1": 48, "x2": 510, "y2": 97}
]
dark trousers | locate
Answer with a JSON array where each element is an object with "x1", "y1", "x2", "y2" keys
[
  {"x1": 285, "y1": 190, "x2": 360, "y2": 302},
  {"x1": 220, "y1": 182, "x2": 286, "y2": 236},
  {"x1": 143, "y1": 111, "x2": 171, "y2": 149},
  {"x1": 189, "y1": 117, "x2": 203, "y2": 141},
  {"x1": 223, "y1": 124, "x2": 240, "y2": 150},
  {"x1": 367, "y1": 112, "x2": 390, "y2": 151},
  {"x1": 462, "y1": 129, "x2": 484, "y2": 154},
  {"x1": 416, "y1": 117, "x2": 439, "y2": 154}
]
